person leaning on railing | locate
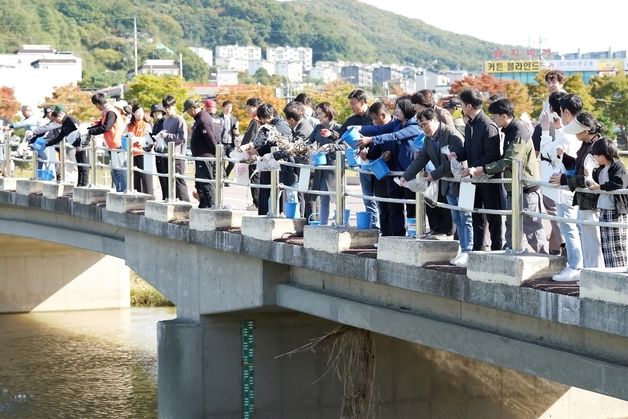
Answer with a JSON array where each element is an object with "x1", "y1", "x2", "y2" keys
[
  {"x1": 473, "y1": 98, "x2": 548, "y2": 254},
  {"x1": 587, "y1": 138, "x2": 628, "y2": 268}
]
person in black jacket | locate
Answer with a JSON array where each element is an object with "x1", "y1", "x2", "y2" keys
[
  {"x1": 456, "y1": 88, "x2": 503, "y2": 251},
  {"x1": 150, "y1": 104, "x2": 168, "y2": 200},
  {"x1": 48, "y1": 107, "x2": 88, "y2": 186},
  {"x1": 588, "y1": 138, "x2": 628, "y2": 268},
  {"x1": 184, "y1": 99, "x2": 221, "y2": 208}
]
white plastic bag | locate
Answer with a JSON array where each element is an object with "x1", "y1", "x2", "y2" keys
[
  {"x1": 583, "y1": 154, "x2": 599, "y2": 184},
  {"x1": 424, "y1": 180, "x2": 439, "y2": 207},
  {"x1": 235, "y1": 163, "x2": 250, "y2": 184}
]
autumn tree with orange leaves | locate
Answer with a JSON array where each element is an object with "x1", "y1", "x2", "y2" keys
[
  {"x1": 0, "y1": 87, "x2": 20, "y2": 121},
  {"x1": 216, "y1": 84, "x2": 287, "y2": 124},
  {"x1": 450, "y1": 74, "x2": 533, "y2": 117}
]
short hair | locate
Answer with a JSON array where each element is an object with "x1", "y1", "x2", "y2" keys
[
  {"x1": 294, "y1": 93, "x2": 312, "y2": 106},
  {"x1": 246, "y1": 97, "x2": 263, "y2": 107},
  {"x1": 459, "y1": 88, "x2": 484, "y2": 109},
  {"x1": 162, "y1": 95, "x2": 176, "y2": 108},
  {"x1": 256, "y1": 103, "x2": 276, "y2": 120},
  {"x1": 559, "y1": 94, "x2": 583, "y2": 116},
  {"x1": 548, "y1": 91, "x2": 568, "y2": 113},
  {"x1": 417, "y1": 108, "x2": 438, "y2": 122},
  {"x1": 545, "y1": 70, "x2": 565, "y2": 84},
  {"x1": 590, "y1": 137, "x2": 618, "y2": 161},
  {"x1": 21, "y1": 105, "x2": 31, "y2": 112},
  {"x1": 368, "y1": 102, "x2": 388, "y2": 115},
  {"x1": 222, "y1": 100, "x2": 232, "y2": 107},
  {"x1": 396, "y1": 97, "x2": 416, "y2": 120},
  {"x1": 315, "y1": 102, "x2": 336, "y2": 120},
  {"x1": 91, "y1": 93, "x2": 108, "y2": 106},
  {"x1": 410, "y1": 89, "x2": 435, "y2": 108},
  {"x1": 574, "y1": 112, "x2": 604, "y2": 135},
  {"x1": 51, "y1": 110, "x2": 65, "y2": 118},
  {"x1": 488, "y1": 93, "x2": 506, "y2": 103},
  {"x1": 347, "y1": 89, "x2": 368, "y2": 102},
  {"x1": 488, "y1": 98, "x2": 515, "y2": 118},
  {"x1": 283, "y1": 101, "x2": 304, "y2": 121}
]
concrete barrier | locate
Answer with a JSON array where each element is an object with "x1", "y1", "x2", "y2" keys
[
  {"x1": 144, "y1": 200, "x2": 193, "y2": 222},
  {"x1": 189, "y1": 208, "x2": 253, "y2": 231},
  {"x1": 377, "y1": 236, "x2": 459, "y2": 266},
  {"x1": 42, "y1": 181, "x2": 73, "y2": 199},
  {"x1": 73, "y1": 186, "x2": 112, "y2": 205},
  {"x1": 0, "y1": 177, "x2": 22, "y2": 191},
  {"x1": 16, "y1": 179, "x2": 43, "y2": 195},
  {"x1": 303, "y1": 226, "x2": 378, "y2": 253},
  {"x1": 580, "y1": 268, "x2": 628, "y2": 305},
  {"x1": 241, "y1": 216, "x2": 306, "y2": 241},
  {"x1": 106, "y1": 191, "x2": 154, "y2": 213},
  {"x1": 467, "y1": 251, "x2": 564, "y2": 286}
]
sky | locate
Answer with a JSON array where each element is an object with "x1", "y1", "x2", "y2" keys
[{"x1": 356, "y1": 0, "x2": 626, "y2": 55}]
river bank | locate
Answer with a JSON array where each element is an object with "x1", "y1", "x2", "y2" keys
[{"x1": 130, "y1": 273, "x2": 173, "y2": 307}]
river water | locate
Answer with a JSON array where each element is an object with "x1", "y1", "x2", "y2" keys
[{"x1": 0, "y1": 307, "x2": 176, "y2": 418}]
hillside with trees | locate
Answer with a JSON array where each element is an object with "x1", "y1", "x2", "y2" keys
[{"x1": 0, "y1": 0, "x2": 512, "y2": 89}]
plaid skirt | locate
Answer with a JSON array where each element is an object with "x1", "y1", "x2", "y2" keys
[{"x1": 599, "y1": 209, "x2": 628, "y2": 268}]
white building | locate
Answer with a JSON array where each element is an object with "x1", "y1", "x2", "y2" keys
[
  {"x1": 0, "y1": 44, "x2": 82, "y2": 109},
  {"x1": 266, "y1": 47, "x2": 313, "y2": 70},
  {"x1": 189, "y1": 47, "x2": 213, "y2": 67},
  {"x1": 308, "y1": 67, "x2": 337, "y2": 83},
  {"x1": 139, "y1": 59, "x2": 179, "y2": 76},
  {"x1": 215, "y1": 45, "x2": 261, "y2": 71},
  {"x1": 216, "y1": 69, "x2": 239, "y2": 86},
  {"x1": 275, "y1": 62, "x2": 303, "y2": 83},
  {"x1": 248, "y1": 59, "x2": 276, "y2": 76}
]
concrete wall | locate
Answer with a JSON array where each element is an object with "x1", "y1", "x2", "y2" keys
[
  {"x1": 158, "y1": 311, "x2": 628, "y2": 419},
  {"x1": 0, "y1": 235, "x2": 129, "y2": 313}
]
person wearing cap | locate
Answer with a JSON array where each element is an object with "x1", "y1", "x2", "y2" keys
[
  {"x1": 88, "y1": 93, "x2": 127, "y2": 192},
  {"x1": 47, "y1": 105, "x2": 87, "y2": 186},
  {"x1": 549, "y1": 112, "x2": 606, "y2": 280},
  {"x1": 158, "y1": 95, "x2": 189, "y2": 201},
  {"x1": 184, "y1": 99, "x2": 221, "y2": 208}
]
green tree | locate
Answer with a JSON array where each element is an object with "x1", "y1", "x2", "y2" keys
[
  {"x1": 125, "y1": 74, "x2": 191, "y2": 111},
  {"x1": 590, "y1": 73, "x2": 628, "y2": 140},
  {"x1": 563, "y1": 74, "x2": 595, "y2": 111},
  {"x1": 178, "y1": 48, "x2": 209, "y2": 82},
  {"x1": 307, "y1": 81, "x2": 356, "y2": 123}
]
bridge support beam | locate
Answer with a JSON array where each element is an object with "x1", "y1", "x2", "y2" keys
[{"x1": 0, "y1": 235, "x2": 129, "y2": 313}]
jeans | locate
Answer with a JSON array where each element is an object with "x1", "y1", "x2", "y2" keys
[
  {"x1": 111, "y1": 169, "x2": 127, "y2": 192},
  {"x1": 577, "y1": 209, "x2": 604, "y2": 268},
  {"x1": 359, "y1": 172, "x2": 379, "y2": 229},
  {"x1": 557, "y1": 202, "x2": 583, "y2": 269},
  {"x1": 446, "y1": 194, "x2": 473, "y2": 252}
]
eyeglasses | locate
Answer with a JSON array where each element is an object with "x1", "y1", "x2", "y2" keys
[{"x1": 419, "y1": 121, "x2": 431, "y2": 129}]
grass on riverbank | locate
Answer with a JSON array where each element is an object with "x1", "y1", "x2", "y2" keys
[{"x1": 130, "y1": 272, "x2": 174, "y2": 307}]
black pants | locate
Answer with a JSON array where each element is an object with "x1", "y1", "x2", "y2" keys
[
  {"x1": 472, "y1": 183, "x2": 504, "y2": 250},
  {"x1": 223, "y1": 144, "x2": 235, "y2": 177},
  {"x1": 426, "y1": 194, "x2": 453, "y2": 235},
  {"x1": 249, "y1": 165, "x2": 259, "y2": 208},
  {"x1": 133, "y1": 155, "x2": 153, "y2": 195},
  {"x1": 156, "y1": 156, "x2": 189, "y2": 201},
  {"x1": 195, "y1": 159, "x2": 218, "y2": 208},
  {"x1": 75, "y1": 149, "x2": 89, "y2": 187}
]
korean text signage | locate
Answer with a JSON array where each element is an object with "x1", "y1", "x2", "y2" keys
[{"x1": 485, "y1": 60, "x2": 541, "y2": 73}]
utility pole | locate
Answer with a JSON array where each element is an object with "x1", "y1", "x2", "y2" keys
[{"x1": 134, "y1": 17, "x2": 138, "y2": 77}]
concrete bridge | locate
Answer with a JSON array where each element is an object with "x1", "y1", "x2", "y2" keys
[{"x1": 1, "y1": 182, "x2": 628, "y2": 418}]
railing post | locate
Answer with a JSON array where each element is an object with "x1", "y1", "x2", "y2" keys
[
  {"x1": 90, "y1": 137, "x2": 98, "y2": 186},
  {"x1": 59, "y1": 138, "x2": 66, "y2": 183},
  {"x1": 335, "y1": 150, "x2": 345, "y2": 226},
  {"x1": 32, "y1": 146, "x2": 38, "y2": 180},
  {"x1": 3, "y1": 130, "x2": 11, "y2": 177},
  {"x1": 167, "y1": 141, "x2": 176, "y2": 203},
  {"x1": 126, "y1": 136, "x2": 134, "y2": 193},
  {"x1": 511, "y1": 159, "x2": 523, "y2": 252},
  {"x1": 270, "y1": 146, "x2": 278, "y2": 216},
  {"x1": 214, "y1": 144, "x2": 223, "y2": 209},
  {"x1": 415, "y1": 171, "x2": 426, "y2": 237}
]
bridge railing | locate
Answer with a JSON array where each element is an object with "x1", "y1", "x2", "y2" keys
[{"x1": 3, "y1": 131, "x2": 628, "y2": 253}]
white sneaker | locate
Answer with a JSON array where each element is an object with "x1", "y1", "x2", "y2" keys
[
  {"x1": 451, "y1": 252, "x2": 468, "y2": 267},
  {"x1": 552, "y1": 267, "x2": 581, "y2": 282}
]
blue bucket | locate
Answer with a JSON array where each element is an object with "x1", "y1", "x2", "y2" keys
[
  {"x1": 412, "y1": 132, "x2": 426, "y2": 151},
  {"x1": 37, "y1": 169, "x2": 54, "y2": 181},
  {"x1": 285, "y1": 201, "x2": 298, "y2": 219},
  {"x1": 311, "y1": 152, "x2": 327, "y2": 166},
  {"x1": 356, "y1": 211, "x2": 372, "y2": 229},
  {"x1": 32, "y1": 137, "x2": 46, "y2": 152},
  {"x1": 340, "y1": 126, "x2": 360, "y2": 148},
  {"x1": 369, "y1": 157, "x2": 390, "y2": 180},
  {"x1": 346, "y1": 148, "x2": 359, "y2": 167},
  {"x1": 406, "y1": 217, "x2": 416, "y2": 237},
  {"x1": 121, "y1": 135, "x2": 128, "y2": 150},
  {"x1": 308, "y1": 213, "x2": 321, "y2": 226}
]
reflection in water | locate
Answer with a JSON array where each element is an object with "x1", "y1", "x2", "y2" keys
[{"x1": 0, "y1": 308, "x2": 175, "y2": 418}]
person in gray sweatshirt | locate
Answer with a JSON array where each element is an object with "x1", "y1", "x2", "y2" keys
[{"x1": 158, "y1": 95, "x2": 189, "y2": 201}]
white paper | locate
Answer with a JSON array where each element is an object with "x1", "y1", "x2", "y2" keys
[
  {"x1": 297, "y1": 167, "x2": 311, "y2": 192},
  {"x1": 458, "y1": 181, "x2": 476, "y2": 211}
]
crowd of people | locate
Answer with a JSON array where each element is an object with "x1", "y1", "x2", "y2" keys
[{"x1": 4, "y1": 69, "x2": 627, "y2": 280}]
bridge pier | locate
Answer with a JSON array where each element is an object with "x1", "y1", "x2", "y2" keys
[{"x1": 0, "y1": 235, "x2": 129, "y2": 313}]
